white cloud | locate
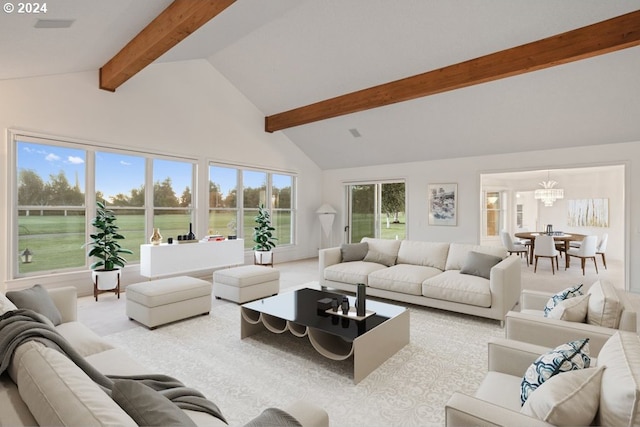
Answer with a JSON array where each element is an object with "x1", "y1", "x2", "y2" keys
[
  {"x1": 120, "y1": 161, "x2": 132, "y2": 166},
  {"x1": 67, "y1": 156, "x2": 85, "y2": 165},
  {"x1": 45, "y1": 153, "x2": 60, "y2": 162}
]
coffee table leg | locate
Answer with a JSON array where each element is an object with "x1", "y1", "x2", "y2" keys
[
  {"x1": 352, "y1": 308, "x2": 410, "y2": 384},
  {"x1": 240, "y1": 308, "x2": 266, "y2": 339}
]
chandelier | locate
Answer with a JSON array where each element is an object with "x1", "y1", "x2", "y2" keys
[{"x1": 534, "y1": 172, "x2": 564, "y2": 207}]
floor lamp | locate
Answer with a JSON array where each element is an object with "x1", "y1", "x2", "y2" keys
[{"x1": 316, "y1": 204, "x2": 336, "y2": 249}]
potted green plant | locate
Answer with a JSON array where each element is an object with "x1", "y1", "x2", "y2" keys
[
  {"x1": 252, "y1": 204, "x2": 277, "y2": 265},
  {"x1": 83, "y1": 200, "x2": 133, "y2": 295}
]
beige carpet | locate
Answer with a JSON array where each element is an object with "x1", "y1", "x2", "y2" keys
[{"x1": 103, "y1": 284, "x2": 504, "y2": 427}]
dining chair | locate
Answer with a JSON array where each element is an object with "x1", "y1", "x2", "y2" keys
[
  {"x1": 533, "y1": 234, "x2": 559, "y2": 274},
  {"x1": 566, "y1": 235, "x2": 599, "y2": 275},
  {"x1": 499, "y1": 230, "x2": 529, "y2": 266},
  {"x1": 596, "y1": 233, "x2": 609, "y2": 270}
]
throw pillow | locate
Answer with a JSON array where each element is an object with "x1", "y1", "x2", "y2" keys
[
  {"x1": 547, "y1": 294, "x2": 590, "y2": 323},
  {"x1": 340, "y1": 242, "x2": 369, "y2": 262},
  {"x1": 520, "y1": 338, "x2": 590, "y2": 405},
  {"x1": 587, "y1": 280, "x2": 622, "y2": 329},
  {"x1": 111, "y1": 379, "x2": 197, "y2": 427},
  {"x1": 363, "y1": 250, "x2": 397, "y2": 267},
  {"x1": 543, "y1": 284, "x2": 583, "y2": 317},
  {"x1": 6, "y1": 284, "x2": 62, "y2": 326},
  {"x1": 521, "y1": 366, "x2": 604, "y2": 426},
  {"x1": 0, "y1": 293, "x2": 18, "y2": 315},
  {"x1": 459, "y1": 251, "x2": 502, "y2": 280}
]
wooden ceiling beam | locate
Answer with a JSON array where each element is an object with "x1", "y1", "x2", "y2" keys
[
  {"x1": 265, "y1": 9, "x2": 640, "y2": 132},
  {"x1": 100, "y1": 0, "x2": 236, "y2": 92}
]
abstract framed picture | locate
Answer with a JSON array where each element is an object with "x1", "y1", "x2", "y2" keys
[
  {"x1": 567, "y1": 199, "x2": 609, "y2": 227},
  {"x1": 428, "y1": 183, "x2": 457, "y2": 226}
]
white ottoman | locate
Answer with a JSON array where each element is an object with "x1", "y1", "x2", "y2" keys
[
  {"x1": 214, "y1": 265, "x2": 280, "y2": 303},
  {"x1": 126, "y1": 276, "x2": 212, "y2": 329}
]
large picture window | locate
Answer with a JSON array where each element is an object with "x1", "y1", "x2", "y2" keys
[
  {"x1": 10, "y1": 131, "x2": 297, "y2": 279},
  {"x1": 16, "y1": 140, "x2": 87, "y2": 275},
  {"x1": 209, "y1": 164, "x2": 296, "y2": 249},
  {"x1": 346, "y1": 181, "x2": 406, "y2": 242}
]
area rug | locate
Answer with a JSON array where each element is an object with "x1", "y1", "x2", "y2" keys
[{"x1": 103, "y1": 293, "x2": 504, "y2": 426}]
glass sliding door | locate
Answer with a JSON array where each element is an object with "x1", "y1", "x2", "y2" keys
[{"x1": 346, "y1": 182, "x2": 406, "y2": 243}]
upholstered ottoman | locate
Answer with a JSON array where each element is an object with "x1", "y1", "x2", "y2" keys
[
  {"x1": 213, "y1": 265, "x2": 279, "y2": 303},
  {"x1": 126, "y1": 276, "x2": 212, "y2": 329}
]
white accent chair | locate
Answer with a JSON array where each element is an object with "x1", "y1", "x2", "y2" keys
[
  {"x1": 445, "y1": 332, "x2": 640, "y2": 426},
  {"x1": 533, "y1": 235, "x2": 559, "y2": 274},
  {"x1": 506, "y1": 281, "x2": 637, "y2": 356},
  {"x1": 566, "y1": 235, "x2": 598, "y2": 275},
  {"x1": 596, "y1": 233, "x2": 608, "y2": 269},
  {"x1": 500, "y1": 230, "x2": 529, "y2": 266}
]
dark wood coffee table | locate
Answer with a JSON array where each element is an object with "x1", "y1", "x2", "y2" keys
[{"x1": 241, "y1": 288, "x2": 409, "y2": 384}]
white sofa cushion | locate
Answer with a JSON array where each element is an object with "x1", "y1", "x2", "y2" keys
[
  {"x1": 444, "y1": 243, "x2": 506, "y2": 271},
  {"x1": 368, "y1": 264, "x2": 442, "y2": 296},
  {"x1": 596, "y1": 331, "x2": 640, "y2": 426},
  {"x1": 361, "y1": 237, "x2": 401, "y2": 259},
  {"x1": 16, "y1": 344, "x2": 137, "y2": 426},
  {"x1": 422, "y1": 270, "x2": 491, "y2": 307},
  {"x1": 587, "y1": 280, "x2": 622, "y2": 329},
  {"x1": 55, "y1": 321, "x2": 115, "y2": 357},
  {"x1": 475, "y1": 371, "x2": 522, "y2": 411},
  {"x1": 521, "y1": 366, "x2": 604, "y2": 426},
  {"x1": 323, "y1": 261, "x2": 387, "y2": 285},
  {"x1": 396, "y1": 241, "x2": 449, "y2": 270}
]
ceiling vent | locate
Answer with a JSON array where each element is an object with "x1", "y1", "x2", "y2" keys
[
  {"x1": 34, "y1": 19, "x2": 75, "y2": 29},
  {"x1": 348, "y1": 128, "x2": 362, "y2": 138}
]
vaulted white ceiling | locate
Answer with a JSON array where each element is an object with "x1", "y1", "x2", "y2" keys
[{"x1": 2, "y1": 0, "x2": 639, "y2": 169}]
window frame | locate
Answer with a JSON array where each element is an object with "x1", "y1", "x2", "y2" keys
[
  {"x1": 208, "y1": 162, "x2": 297, "y2": 249},
  {"x1": 9, "y1": 130, "x2": 198, "y2": 279}
]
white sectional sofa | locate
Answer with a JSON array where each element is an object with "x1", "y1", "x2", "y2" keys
[
  {"x1": 0, "y1": 286, "x2": 329, "y2": 427},
  {"x1": 319, "y1": 238, "x2": 521, "y2": 324}
]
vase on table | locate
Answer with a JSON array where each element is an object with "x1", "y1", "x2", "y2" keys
[{"x1": 150, "y1": 228, "x2": 162, "y2": 245}]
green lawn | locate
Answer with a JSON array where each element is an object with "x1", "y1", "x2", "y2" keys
[{"x1": 17, "y1": 211, "x2": 404, "y2": 275}]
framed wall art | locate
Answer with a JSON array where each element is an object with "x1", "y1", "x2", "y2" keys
[
  {"x1": 428, "y1": 183, "x2": 457, "y2": 226},
  {"x1": 567, "y1": 198, "x2": 609, "y2": 227}
]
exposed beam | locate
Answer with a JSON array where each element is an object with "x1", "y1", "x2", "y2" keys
[
  {"x1": 100, "y1": 0, "x2": 236, "y2": 92},
  {"x1": 265, "y1": 9, "x2": 640, "y2": 133}
]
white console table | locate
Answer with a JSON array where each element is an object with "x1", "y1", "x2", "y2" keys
[{"x1": 140, "y1": 239, "x2": 244, "y2": 278}]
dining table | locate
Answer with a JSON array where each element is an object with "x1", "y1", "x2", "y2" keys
[{"x1": 514, "y1": 231, "x2": 586, "y2": 269}]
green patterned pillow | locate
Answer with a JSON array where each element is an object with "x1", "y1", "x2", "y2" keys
[{"x1": 521, "y1": 338, "x2": 590, "y2": 405}]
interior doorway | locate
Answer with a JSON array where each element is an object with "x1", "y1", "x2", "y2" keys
[{"x1": 480, "y1": 165, "x2": 625, "y2": 265}]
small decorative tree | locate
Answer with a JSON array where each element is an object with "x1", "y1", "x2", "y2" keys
[
  {"x1": 85, "y1": 200, "x2": 133, "y2": 271},
  {"x1": 252, "y1": 204, "x2": 277, "y2": 264}
]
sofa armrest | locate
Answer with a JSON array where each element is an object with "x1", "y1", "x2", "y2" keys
[
  {"x1": 47, "y1": 286, "x2": 77, "y2": 323},
  {"x1": 487, "y1": 338, "x2": 550, "y2": 377},
  {"x1": 318, "y1": 247, "x2": 341, "y2": 286},
  {"x1": 520, "y1": 289, "x2": 553, "y2": 311},
  {"x1": 616, "y1": 288, "x2": 638, "y2": 332},
  {"x1": 282, "y1": 401, "x2": 329, "y2": 427},
  {"x1": 445, "y1": 393, "x2": 553, "y2": 427},
  {"x1": 505, "y1": 310, "x2": 618, "y2": 356},
  {"x1": 488, "y1": 255, "x2": 521, "y2": 320}
]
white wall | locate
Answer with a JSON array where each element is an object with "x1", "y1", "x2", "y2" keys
[
  {"x1": 0, "y1": 60, "x2": 323, "y2": 293},
  {"x1": 322, "y1": 142, "x2": 640, "y2": 292}
]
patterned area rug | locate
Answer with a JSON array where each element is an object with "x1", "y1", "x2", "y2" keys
[{"x1": 104, "y1": 295, "x2": 504, "y2": 426}]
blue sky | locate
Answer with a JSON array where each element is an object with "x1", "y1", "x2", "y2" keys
[{"x1": 18, "y1": 142, "x2": 193, "y2": 200}]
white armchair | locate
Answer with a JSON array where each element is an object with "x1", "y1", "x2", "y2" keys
[
  {"x1": 505, "y1": 281, "x2": 637, "y2": 356},
  {"x1": 446, "y1": 332, "x2": 640, "y2": 426}
]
